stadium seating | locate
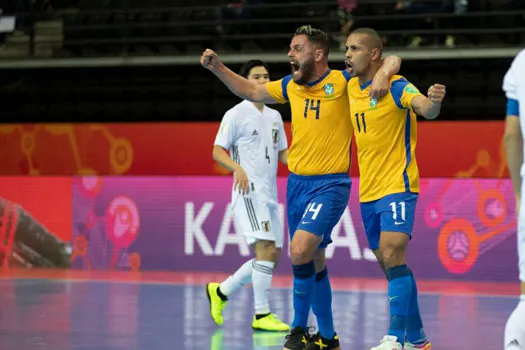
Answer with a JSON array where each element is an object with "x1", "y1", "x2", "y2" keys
[
  {"x1": 1, "y1": 0, "x2": 523, "y2": 57},
  {"x1": 0, "y1": 0, "x2": 522, "y2": 123}
]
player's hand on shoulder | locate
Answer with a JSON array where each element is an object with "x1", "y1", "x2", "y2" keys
[
  {"x1": 369, "y1": 73, "x2": 390, "y2": 100},
  {"x1": 233, "y1": 167, "x2": 250, "y2": 195},
  {"x1": 200, "y1": 49, "x2": 222, "y2": 71},
  {"x1": 428, "y1": 84, "x2": 446, "y2": 104}
]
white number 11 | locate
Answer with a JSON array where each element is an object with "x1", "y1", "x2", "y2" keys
[{"x1": 389, "y1": 201, "x2": 406, "y2": 221}]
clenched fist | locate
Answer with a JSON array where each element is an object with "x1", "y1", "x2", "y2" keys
[
  {"x1": 427, "y1": 84, "x2": 446, "y2": 104},
  {"x1": 201, "y1": 49, "x2": 223, "y2": 71}
]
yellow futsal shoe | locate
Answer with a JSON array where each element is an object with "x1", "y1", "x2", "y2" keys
[
  {"x1": 206, "y1": 282, "x2": 227, "y2": 326},
  {"x1": 252, "y1": 313, "x2": 290, "y2": 332}
]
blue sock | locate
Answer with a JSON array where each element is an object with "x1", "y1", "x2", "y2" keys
[
  {"x1": 386, "y1": 264, "x2": 413, "y2": 345},
  {"x1": 406, "y1": 270, "x2": 427, "y2": 344},
  {"x1": 312, "y1": 267, "x2": 335, "y2": 339},
  {"x1": 291, "y1": 261, "x2": 316, "y2": 329}
]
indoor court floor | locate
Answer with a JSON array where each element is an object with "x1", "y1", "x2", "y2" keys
[{"x1": 0, "y1": 269, "x2": 519, "y2": 350}]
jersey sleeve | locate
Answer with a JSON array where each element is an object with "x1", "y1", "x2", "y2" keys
[
  {"x1": 265, "y1": 75, "x2": 293, "y2": 104},
  {"x1": 507, "y1": 99, "x2": 520, "y2": 117},
  {"x1": 390, "y1": 77, "x2": 423, "y2": 110},
  {"x1": 504, "y1": 50, "x2": 525, "y2": 117},
  {"x1": 214, "y1": 110, "x2": 236, "y2": 149},
  {"x1": 276, "y1": 114, "x2": 288, "y2": 151},
  {"x1": 503, "y1": 50, "x2": 525, "y2": 100},
  {"x1": 503, "y1": 62, "x2": 518, "y2": 101}
]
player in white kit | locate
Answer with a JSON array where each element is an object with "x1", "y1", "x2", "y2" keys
[
  {"x1": 503, "y1": 48, "x2": 525, "y2": 349},
  {"x1": 206, "y1": 60, "x2": 290, "y2": 332}
]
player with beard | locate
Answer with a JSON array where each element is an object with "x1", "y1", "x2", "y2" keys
[{"x1": 201, "y1": 25, "x2": 402, "y2": 350}]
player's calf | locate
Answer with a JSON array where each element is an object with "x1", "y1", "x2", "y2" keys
[
  {"x1": 311, "y1": 250, "x2": 336, "y2": 341},
  {"x1": 251, "y1": 240, "x2": 289, "y2": 332},
  {"x1": 378, "y1": 232, "x2": 417, "y2": 347},
  {"x1": 283, "y1": 230, "x2": 321, "y2": 348}
]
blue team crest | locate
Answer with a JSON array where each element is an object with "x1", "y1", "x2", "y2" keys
[
  {"x1": 370, "y1": 97, "x2": 378, "y2": 109},
  {"x1": 323, "y1": 83, "x2": 334, "y2": 96}
]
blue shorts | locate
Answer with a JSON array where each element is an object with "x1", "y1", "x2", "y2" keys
[
  {"x1": 287, "y1": 173, "x2": 351, "y2": 249},
  {"x1": 360, "y1": 192, "x2": 418, "y2": 251}
]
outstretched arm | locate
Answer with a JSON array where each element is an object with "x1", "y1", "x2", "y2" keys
[
  {"x1": 370, "y1": 55, "x2": 402, "y2": 99},
  {"x1": 201, "y1": 49, "x2": 277, "y2": 104}
]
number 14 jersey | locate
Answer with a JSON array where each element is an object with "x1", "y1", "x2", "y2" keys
[{"x1": 266, "y1": 69, "x2": 353, "y2": 176}]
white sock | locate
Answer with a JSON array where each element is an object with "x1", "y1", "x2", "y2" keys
[
  {"x1": 219, "y1": 258, "x2": 254, "y2": 296},
  {"x1": 504, "y1": 295, "x2": 525, "y2": 349},
  {"x1": 252, "y1": 260, "x2": 275, "y2": 315}
]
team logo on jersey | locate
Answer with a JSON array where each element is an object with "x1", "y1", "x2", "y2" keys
[
  {"x1": 261, "y1": 221, "x2": 271, "y2": 232},
  {"x1": 404, "y1": 84, "x2": 420, "y2": 94},
  {"x1": 323, "y1": 83, "x2": 334, "y2": 96},
  {"x1": 272, "y1": 128, "x2": 279, "y2": 145},
  {"x1": 370, "y1": 97, "x2": 378, "y2": 109}
]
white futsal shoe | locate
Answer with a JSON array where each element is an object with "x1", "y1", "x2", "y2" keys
[{"x1": 370, "y1": 335, "x2": 403, "y2": 350}]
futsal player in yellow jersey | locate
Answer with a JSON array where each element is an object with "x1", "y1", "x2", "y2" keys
[
  {"x1": 345, "y1": 28, "x2": 446, "y2": 350},
  {"x1": 201, "y1": 25, "x2": 402, "y2": 350}
]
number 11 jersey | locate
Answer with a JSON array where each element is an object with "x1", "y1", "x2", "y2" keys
[
  {"x1": 266, "y1": 69, "x2": 353, "y2": 176},
  {"x1": 348, "y1": 75, "x2": 423, "y2": 203}
]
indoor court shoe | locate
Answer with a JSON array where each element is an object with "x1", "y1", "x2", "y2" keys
[
  {"x1": 252, "y1": 313, "x2": 290, "y2": 331},
  {"x1": 371, "y1": 335, "x2": 403, "y2": 350},
  {"x1": 282, "y1": 326, "x2": 310, "y2": 349},
  {"x1": 404, "y1": 340, "x2": 432, "y2": 350},
  {"x1": 206, "y1": 282, "x2": 227, "y2": 326},
  {"x1": 305, "y1": 332, "x2": 341, "y2": 350}
]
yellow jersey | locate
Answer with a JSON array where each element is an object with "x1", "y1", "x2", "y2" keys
[
  {"x1": 348, "y1": 75, "x2": 423, "y2": 202},
  {"x1": 265, "y1": 69, "x2": 353, "y2": 175}
]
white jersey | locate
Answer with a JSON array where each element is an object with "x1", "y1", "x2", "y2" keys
[
  {"x1": 214, "y1": 100, "x2": 288, "y2": 204},
  {"x1": 503, "y1": 49, "x2": 525, "y2": 283},
  {"x1": 504, "y1": 49, "x2": 525, "y2": 176}
]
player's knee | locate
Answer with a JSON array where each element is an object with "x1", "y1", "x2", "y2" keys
[
  {"x1": 290, "y1": 241, "x2": 313, "y2": 265},
  {"x1": 273, "y1": 247, "x2": 282, "y2": 268},
  {"x1": 313, "y1": 251, "x2": 325, "y2": 272},
  {"x1": 381, "y1": 245, "x2": 406, "y2": 268},
  {"x1": 255, "y1": 240, "x2": 278, "y2": 262}
]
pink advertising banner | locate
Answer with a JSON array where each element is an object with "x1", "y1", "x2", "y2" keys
[{"x1": 70, "y1": 176, "x2": 519, "y2": 281}]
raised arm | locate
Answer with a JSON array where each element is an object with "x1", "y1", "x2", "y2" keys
[
  {"x1": 369, "y1": 55, "x2": 402, "y2": 99},
  {"x1": 201, "y1": 49, "x2": 278, "y2": 104},
  {"x1": 411, "y1": 84, "x2": 446, "y2": 120}
]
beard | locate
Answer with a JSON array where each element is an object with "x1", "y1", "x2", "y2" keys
[{"x1": 292, "y1": 58, "x2": 315, "y2": 85}]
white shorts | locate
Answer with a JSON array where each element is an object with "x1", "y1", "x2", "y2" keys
[
  {"x1": 517, "y1": 199, "x2": 525, "y2": 282},
  {"x1": 232, "y1": 197, "x2": 283, "y2": 248}
]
